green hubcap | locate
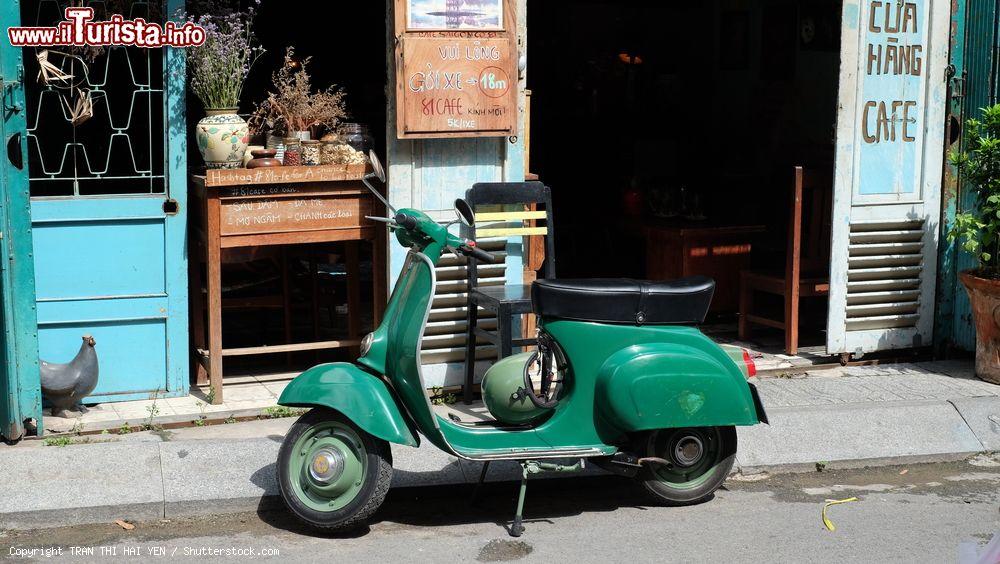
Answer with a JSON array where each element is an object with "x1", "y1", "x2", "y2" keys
[
  {"x1": 288, "y1": 421, "x2": 367, "y2": 512},
  {"x1": 647, "y1": 427, "x2": 724, "y2": 490}
]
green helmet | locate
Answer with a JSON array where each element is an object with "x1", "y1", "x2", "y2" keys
[{"x1": 481, "y1": 352, "x2": 554, "y2": 425}]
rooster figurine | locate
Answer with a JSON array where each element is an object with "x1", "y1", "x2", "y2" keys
[{"x1": 40, "y1": 335, "x2": 99, "y2": 418}]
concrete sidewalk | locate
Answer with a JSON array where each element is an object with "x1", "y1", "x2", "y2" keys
[
  {"x1": 2, "y1": 360, "x2": 999, "y2": 531},
  {"x1": 741, "y1": 360, "x2": 1000, "y2": 470}
]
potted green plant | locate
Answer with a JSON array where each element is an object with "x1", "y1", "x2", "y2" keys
[
  {"x1": 949, "y1": 104, "x2": 1000, "y2": 384},
  {"x1": 186, "y1": 8, "x2": 263, "y2": 169}
]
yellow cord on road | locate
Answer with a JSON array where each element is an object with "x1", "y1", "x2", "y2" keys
[{"x1": 822, "y1": 497, "x2": 859, "y2": 532}]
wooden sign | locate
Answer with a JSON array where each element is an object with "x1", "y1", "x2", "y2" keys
[
  {"x1": 395, "y1": 0, "x2": 518, "y2": 139},
  {"x1": 220, "y1": 194, "x2": 372, "y2": 237}
]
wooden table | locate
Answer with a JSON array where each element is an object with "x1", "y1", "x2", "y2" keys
[
  {"x1": 190, "y1": 165, "x2": 386, "y2": 404},
  {"x1": 644, "y1": 221, "x2": 766, "y2": 314}
]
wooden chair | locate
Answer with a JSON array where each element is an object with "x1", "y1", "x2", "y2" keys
[
  {"x1": 739, "y1": 166, "x2": 832, "y2": 355},
  {"x1": 463, "y1": 182, "x2": 555, "y2": 404}
]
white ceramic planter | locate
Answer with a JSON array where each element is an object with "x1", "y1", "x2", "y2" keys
[{"x1": 196, "y1": 108, "x2": 249, "y2": 169}]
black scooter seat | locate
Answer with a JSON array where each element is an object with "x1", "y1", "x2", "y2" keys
[{"x1": 531, "y1": 277, "x2": 715, "y2": 325}]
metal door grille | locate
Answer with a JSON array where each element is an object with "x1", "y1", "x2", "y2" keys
[{"x1": 22, "y1": 0, "x2": 165, "y2": 198}]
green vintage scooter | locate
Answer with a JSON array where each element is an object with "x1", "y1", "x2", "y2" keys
[{"x1": 275, "y1": 153, "x2": 768, "y2": 536}]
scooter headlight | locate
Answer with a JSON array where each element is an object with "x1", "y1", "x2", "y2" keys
[{"x1": 360, "y1": 332, "x2": 374, "y2": 356}]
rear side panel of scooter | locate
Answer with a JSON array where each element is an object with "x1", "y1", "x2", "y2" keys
[
  {"x1": 536, "y1": 319, "x2": 761, "y2": 445},
  {"x1": 595, "y1": 342, "x2": 760, "y2": 430}
]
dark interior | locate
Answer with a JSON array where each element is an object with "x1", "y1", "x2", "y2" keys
[
  {"x1": 526, "y1": 0, "x2": 842, "y2": 279},
  {"x1": 525, "y1": 0, "x2": 842, "y2": 348}
]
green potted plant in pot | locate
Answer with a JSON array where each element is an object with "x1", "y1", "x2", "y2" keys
[
  {"x1": 187, "y1": 8, "x2": 263, "y2": 169},
  {"x1": 949, "y1": 104, "x2": 1000, "y2": 384}
]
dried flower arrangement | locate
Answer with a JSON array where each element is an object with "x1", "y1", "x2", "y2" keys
[
  {"x1": 249, "y1": 47, "x2": 347, "y2": 137},
  {"x1": 185, "y1": 5, "x2": 264, "y2": 110}
]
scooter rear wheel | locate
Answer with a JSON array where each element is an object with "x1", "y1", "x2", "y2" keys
[
  {"x1": 277, "y1": 408, "x2": 393, "y2": 531},
  {"x1": 636, "y1": 425, "x2": 736, "y2": 506}
]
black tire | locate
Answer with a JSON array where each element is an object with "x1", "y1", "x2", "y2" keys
[
  {"x1": 636, "y1": 425, "x2": 737, "y2": 506},
  {"x1": 277, "y1": 408, "x2": 393, "y2": 531}
]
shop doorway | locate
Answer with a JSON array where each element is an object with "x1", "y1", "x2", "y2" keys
[{"x1": 526, "y1": 0, "x2": 843, "y2": 362}]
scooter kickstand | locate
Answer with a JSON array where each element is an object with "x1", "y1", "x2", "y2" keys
[
  {"x1": 510, "y1": 462, "x2": 529, "y2": 537},
  {"x1": 507, "y1": 459, "x2": 584, "y2": 536}
]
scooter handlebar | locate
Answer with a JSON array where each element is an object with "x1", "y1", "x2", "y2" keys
[
  {"x1": 461, "y1": 243, "x2": 495, "y2": 263},
  {"x1": 394, "y1": 213, "x2": 419, "y2": 231},
  {"x1": 393, "y1": 212, "x2": 493, "y2": 262}
]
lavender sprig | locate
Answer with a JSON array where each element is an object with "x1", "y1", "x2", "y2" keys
[{"x1": 185, "y1": 5, "x2": 264, "y2": 110}]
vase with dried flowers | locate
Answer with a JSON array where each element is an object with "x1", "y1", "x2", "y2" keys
[
  {"x1": 186, "y1": 7, "x2": 263, "y2": 169},
  {"x1": 249, "y1": 47, "x2": 347, "y2": 144}
]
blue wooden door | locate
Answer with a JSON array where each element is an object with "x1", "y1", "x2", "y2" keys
[
  {"x1": 827, "y1": 0, "x2": 951, "y2": 355},
  {"x1": 0, "y1": 1, "x2": 42, "y2": 440},
  {"x1": 20, "y1": 0, "x2": 188, "y2": 403}
]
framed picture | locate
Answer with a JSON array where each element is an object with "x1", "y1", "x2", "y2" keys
[{"x1": 407, "y1": 0, "x2": 504, "y2": 31}]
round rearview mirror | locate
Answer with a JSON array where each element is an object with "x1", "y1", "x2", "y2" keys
[
  {"x1": 368, "y1": 150, "x2": 386, "y2": 183},
  {"x1": 454, "y1": 198, "x2": 475, "y2": 227}
]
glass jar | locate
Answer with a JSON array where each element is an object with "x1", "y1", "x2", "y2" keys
[
  {"x1": 302, "y1": 140, "x2": 322, "y2": 166},
  {"x1": 321, "y1": 139, "x2": 344, "y2": 165},
  {"x1": 282, "y1": 137, "x2": 301, "y2": 166},
  {"x1": 339, "y1": 123, "x2": 372, "y2": 161},
  {"x1": 266, "y1": 134, "x2": 285, "y2": 163}
]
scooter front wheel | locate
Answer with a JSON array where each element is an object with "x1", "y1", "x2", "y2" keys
[
  {"x1": 277, "y1": 408, "x2": 393, "y2": 531},
  {"x1": 636, "y1": 425, "x2": 736, "y2": 506}
]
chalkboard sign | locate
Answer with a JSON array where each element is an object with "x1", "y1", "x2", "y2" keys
[
  {"x1": 220, "y1": 194, "x2": 372, "y2": 237},
  {"x1": 394, "y1": 0, "x2": 518, "y2": 139}
]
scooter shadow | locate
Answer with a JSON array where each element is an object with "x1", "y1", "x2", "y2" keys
[{"x1": 256, "y1": 474, "x2": 720, "y2": 538}]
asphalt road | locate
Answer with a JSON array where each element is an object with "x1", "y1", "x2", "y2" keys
[{"x1": 3, "y1": 457, "x2": 999, "y2": 563}]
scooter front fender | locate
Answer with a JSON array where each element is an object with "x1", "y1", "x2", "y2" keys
[{"x1": 278, "y1": 362, "x2": 420, "y2": 447}]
